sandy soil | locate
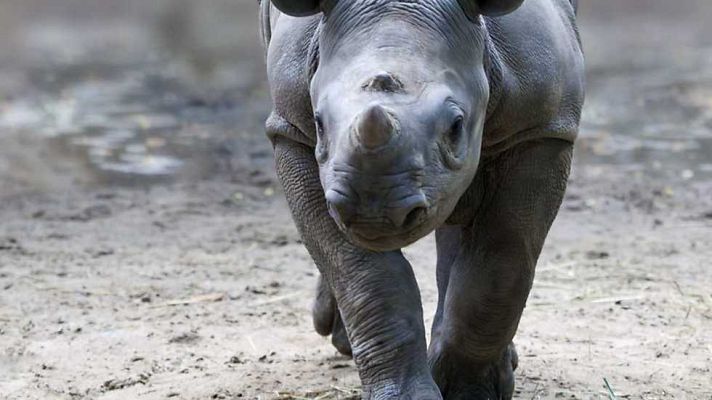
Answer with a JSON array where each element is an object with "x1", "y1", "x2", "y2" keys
[{"x1": 1, "y1": 1, "x2": 711, "y2": 399}]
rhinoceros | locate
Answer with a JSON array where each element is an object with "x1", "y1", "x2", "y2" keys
[{"x1": 259, "y1": 0, "x2": 584, "y2": 398}]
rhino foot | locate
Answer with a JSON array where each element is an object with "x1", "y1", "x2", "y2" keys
[
  {"x1": 431, "y1": 343, "x2": 518, "y2": 400},
  {"x1": 362, "y1": 377, "x2": 443, "y2": 400},
  {"x1": 312, "y1": 275, "x2": 353, "y2": 356}
]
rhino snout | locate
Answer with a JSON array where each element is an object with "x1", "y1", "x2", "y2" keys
[{"x1": 325, "y1": 186, "x2": 429, "y2": 233}]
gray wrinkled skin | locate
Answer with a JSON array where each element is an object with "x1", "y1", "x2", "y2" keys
[{"x1": 260, "y1": 0, "x2": 584, "y2": 398}]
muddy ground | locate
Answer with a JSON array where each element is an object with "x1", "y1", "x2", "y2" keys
[{"x1": 1, "y1": 1, "x2": 711, "y2": 399}]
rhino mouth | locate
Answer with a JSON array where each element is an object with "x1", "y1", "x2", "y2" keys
[{"x1": 344, "y1": 209, "x2": 433, "y2": 251}]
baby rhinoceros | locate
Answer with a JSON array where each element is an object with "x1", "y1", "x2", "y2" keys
[{"x1": 259, "y1": 0, "x2": 584, "y2": 398}]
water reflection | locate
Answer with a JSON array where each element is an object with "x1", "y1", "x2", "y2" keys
[{"x1": 2, "y1": 75, "x2": 188, "y2": 177}]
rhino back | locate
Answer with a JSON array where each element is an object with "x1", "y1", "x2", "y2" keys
[{"x1": 482, "y1": 0, "x2": 585, "y2": 154}]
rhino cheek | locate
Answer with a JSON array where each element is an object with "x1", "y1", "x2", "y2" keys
[{"x1": 427, "y1": 159, "x2": 479, "y2": 226}]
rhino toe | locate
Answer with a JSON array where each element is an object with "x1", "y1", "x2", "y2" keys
[
  {"x1": 312, "y1": 275, "x2": 353, "y2": 356},
  {"x1": 330, "y1": 314, "x2": 352, "y2": 356},
  {"x1": 312, "y1": 276, "x2": 336, "y2": 336}
]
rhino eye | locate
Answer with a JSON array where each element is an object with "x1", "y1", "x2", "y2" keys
[
  {"x1": 314, "y1": 114, "x2": 329, "y2": 163},
  {"x1": 315, "y1": 114, "x2": 325, "y2": 141},
  {"x1": 440, "y1": 116, "x2": 467, "y2": 170},
  {"x1": 446, "y1": 117, "x2": 464, "y2": 146}
]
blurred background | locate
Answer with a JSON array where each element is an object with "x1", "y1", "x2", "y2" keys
[
  {"x1": 0, "y1": 0, "x2": 710, "y2": 191},
  {"x1": 0, "y1": 1, "x2": 710, "y2": 399},
  {"x1": 0, "y1": 0, "x2": 270, "y2": 191}
]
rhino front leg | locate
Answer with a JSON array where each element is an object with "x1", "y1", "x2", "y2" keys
[
  {"x1": 429, "y1": 139, "x2": 573, "y2": 399},
  {"x1": 272, "y1": 131, "x2": 441, "y2": 399}
]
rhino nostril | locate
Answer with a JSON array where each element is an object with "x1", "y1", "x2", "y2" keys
[
  {"x1": 387, "y1": 195, "x2": 428, "y2": 229},
  {"x1": 325, "y1": 190, "x2": 357, "y2": 228},
  {"x1": 403, "y1": 206, "x2": 427, "y2": 229}
]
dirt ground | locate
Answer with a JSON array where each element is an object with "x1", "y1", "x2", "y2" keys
[{"x1": 1, "y1": 1, "x2": 711, "y2": 399}]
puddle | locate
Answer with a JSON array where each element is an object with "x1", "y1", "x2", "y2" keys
[
  {"x1": 1, "y1": 76, "x2": 189, "y2": 179},
  {"x1": 0, "y1": 58, "x2": 271, "y2": 187}
]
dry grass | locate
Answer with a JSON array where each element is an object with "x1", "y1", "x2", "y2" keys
[{"x1": 274, "y1": 386, "x2": 361, "y2": 400}]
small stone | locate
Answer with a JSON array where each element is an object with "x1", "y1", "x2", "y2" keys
[{"x1": 228, "y1": 356, "x2": 244, "y2": 364}]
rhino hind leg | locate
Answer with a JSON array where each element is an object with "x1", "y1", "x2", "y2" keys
[
  {"x1": 429, "y1": 139, "x2": 573, "y2": 399},
  {"x1": 312, "y1": 275, "x2": 352, "y2": 356}
]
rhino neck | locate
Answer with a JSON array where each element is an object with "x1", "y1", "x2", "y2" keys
[
  {"x1": 481, "y1": 16, "x2": 503, "y2": 127},
  {"x1": 307, "y1": 20, "x2": 322, "y2": 83}
]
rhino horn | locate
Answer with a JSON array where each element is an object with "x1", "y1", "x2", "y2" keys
[{"x1": 354, "y1": 104, "x2": 397, "y2": 149}]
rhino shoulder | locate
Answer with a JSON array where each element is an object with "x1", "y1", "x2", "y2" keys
[
  {"x1": 483, "y1": 0, "x2": 585, "y2": 153},
  {"x1": 265, "y1": 9, "x2": 321, "y2": 146}
]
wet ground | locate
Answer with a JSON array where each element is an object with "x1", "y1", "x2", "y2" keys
[{"x1": 0, "y1": 1, "x2": 711, "y2": 399}]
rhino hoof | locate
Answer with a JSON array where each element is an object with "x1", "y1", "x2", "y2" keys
[
  {"x1": 330, "y1": 314, "x2": 352, "y2": 356},
  {"x1": 431, "y1": 343, "x2": 518, "y2": 400}
]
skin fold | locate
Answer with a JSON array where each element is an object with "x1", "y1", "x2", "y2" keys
[{"x1": 260, "y1": 0, "x2": 584, "y2": 398}]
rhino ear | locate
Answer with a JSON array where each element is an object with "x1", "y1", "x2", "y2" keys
[
  {"x1": 458, "y1": 0, "x2": 525, "y2": 18},
  {"x1": 270, "y1": 0, "x2": 322, "y2": 17}
]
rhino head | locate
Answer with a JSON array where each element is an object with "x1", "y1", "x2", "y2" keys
[{"x1": 271, "y1": 0, "x2": 524, "y2": 251}]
